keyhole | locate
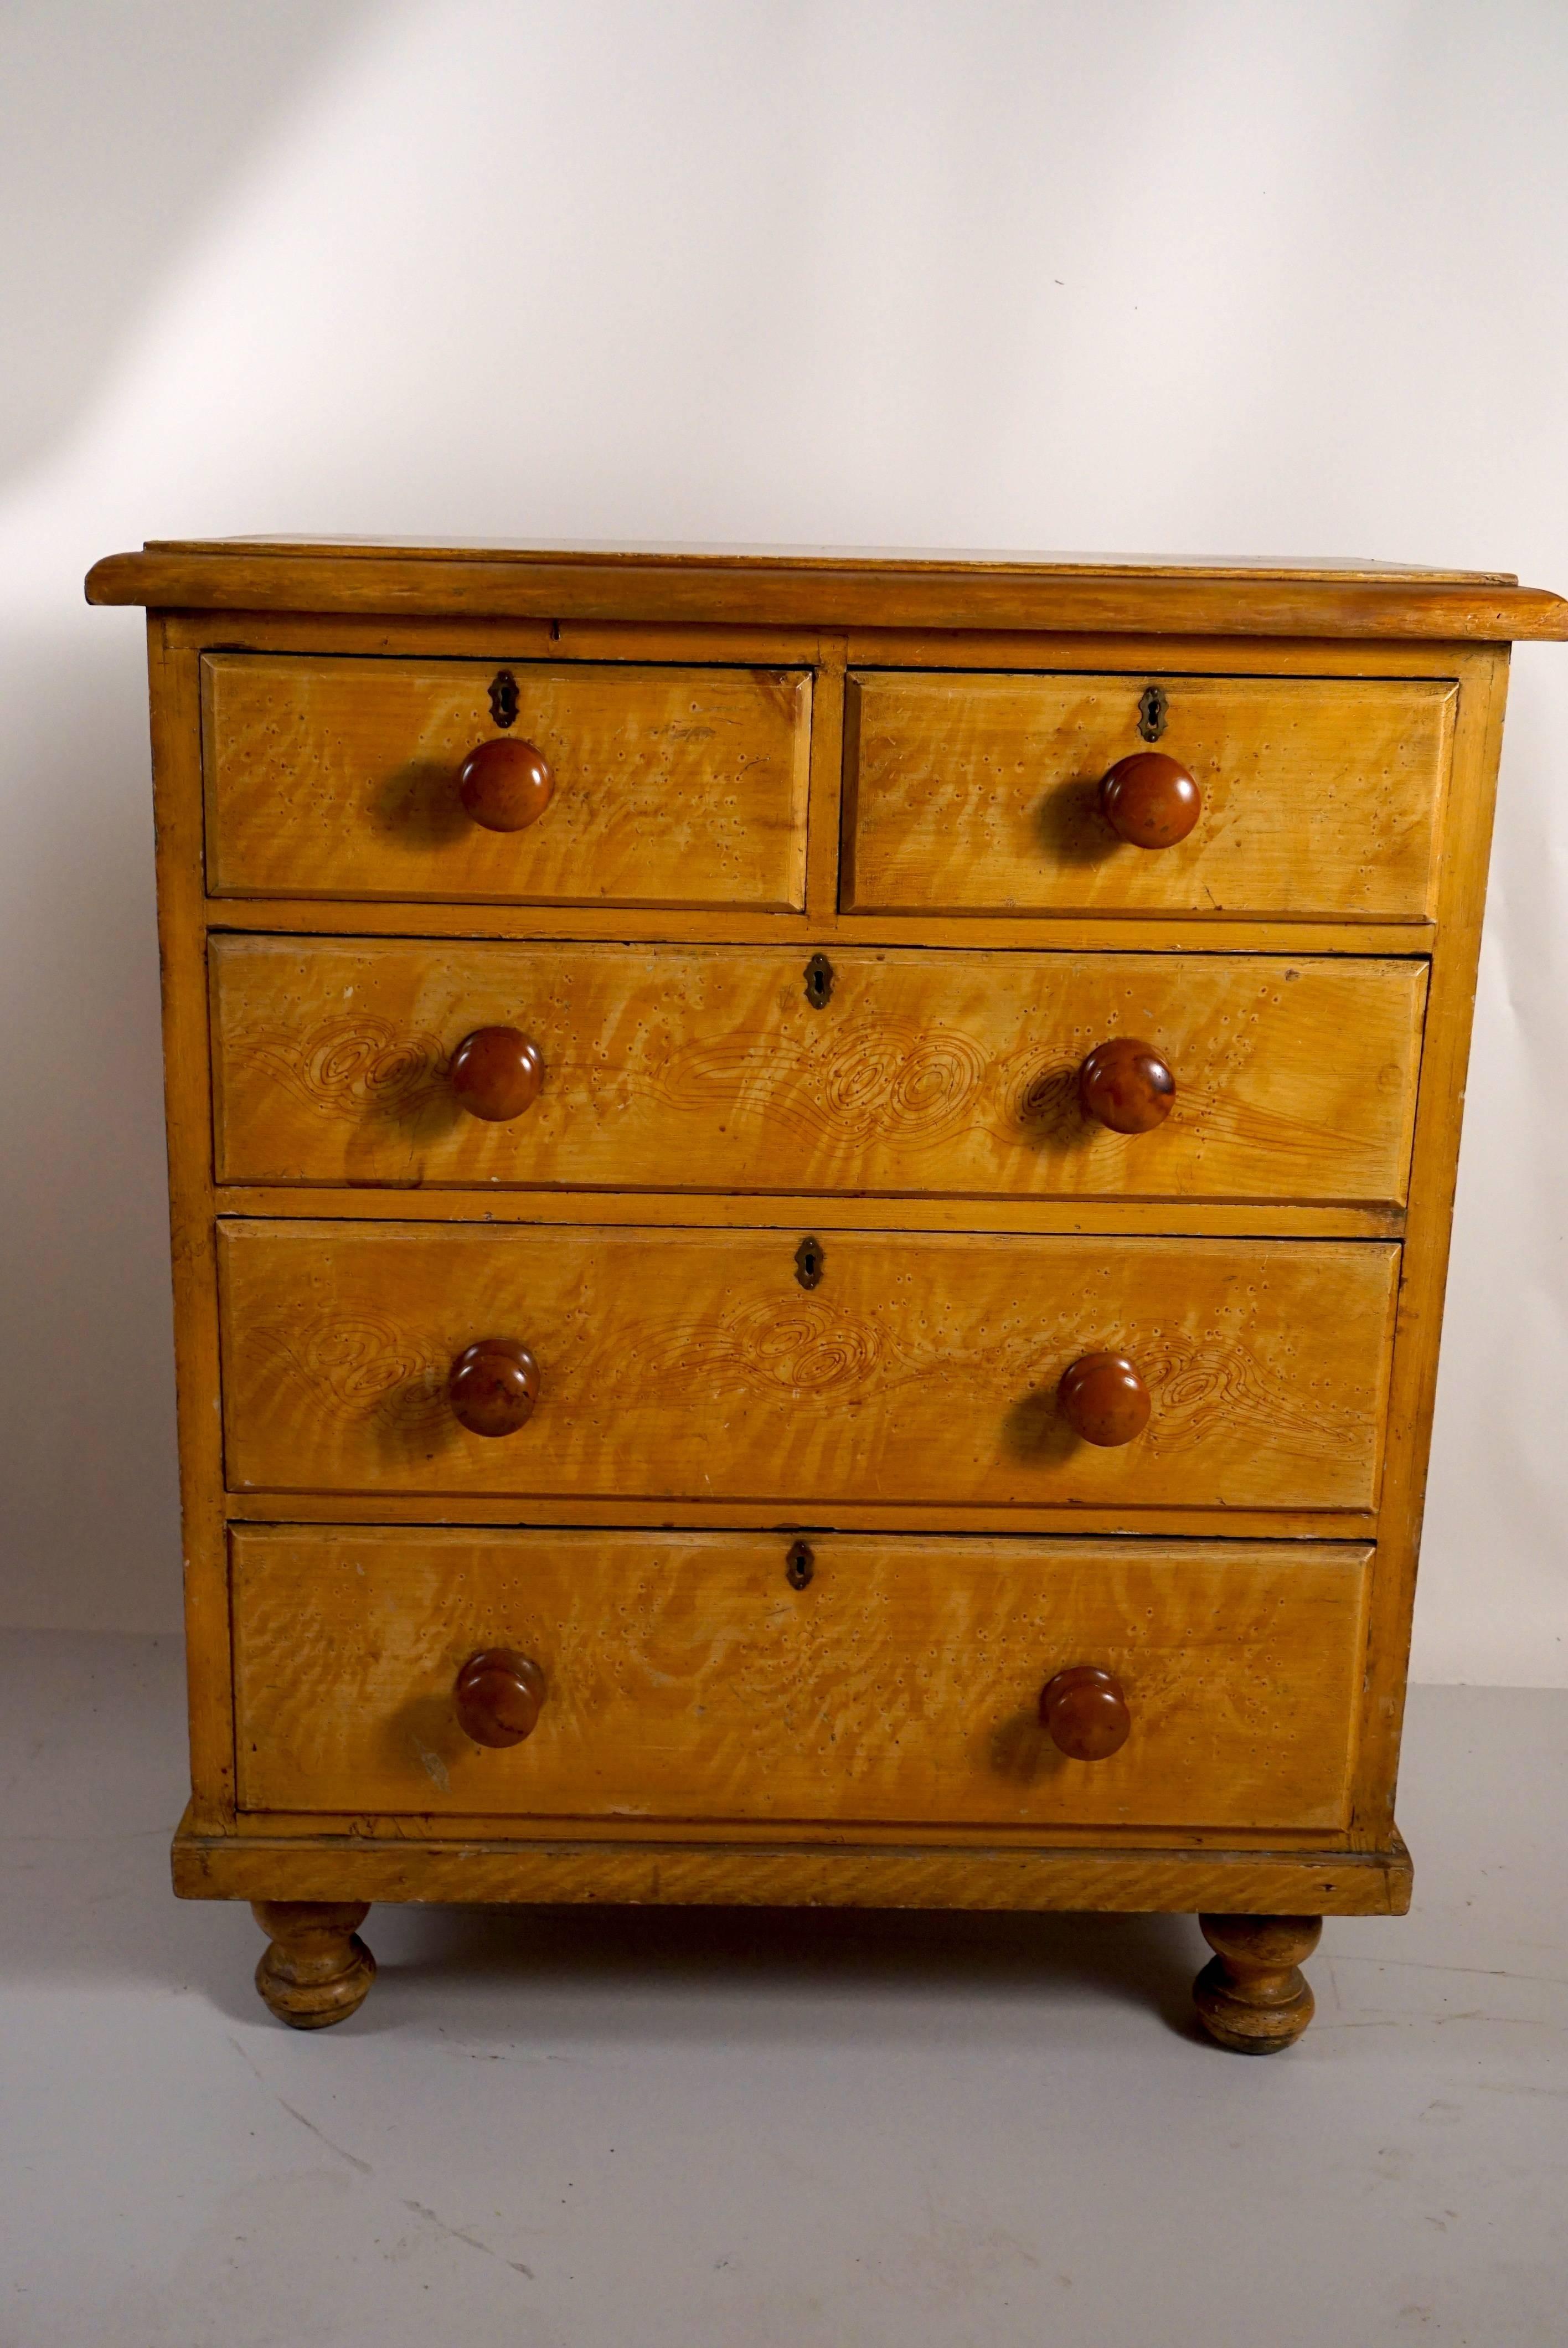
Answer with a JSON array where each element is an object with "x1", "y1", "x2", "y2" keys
[
  {"x1": 489, "y1": 671, "x2": 520, "y2": 729},
  {"x1": 795, "y1": 1235, "x2": 823, "y2": 1290},
  {"x1": 804, "y1": 953, "x2": 834, "y2": 1010},
  {"x1": 785, "y1": 1541, "x2": 815, "y2": 1590},
  {"x1": 1137, "y1": 684, "x2": 1168, "y2": 743}
]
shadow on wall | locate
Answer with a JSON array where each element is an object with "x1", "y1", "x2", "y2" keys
[
  {"x1": 0, "y1": 0, "x2": 381, "y2": 487},
  {"x1": 0, "y1": 1, "x2": 386, "y2": 1630},
  {"x1": 0, "y1": 630, "x2": 183, "y2": 1628}
]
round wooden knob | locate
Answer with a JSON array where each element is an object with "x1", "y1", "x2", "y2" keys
[
  {"x1": 449, "y1": 1027, "x2": 544, "y2": 1122},
  {"x1": 1078, "y1": 1038, "x2": 1176, "y2": 1134},
  {"x1": 1099, "y1": 751, "x2": 1200, "y2": 848},
  {"x1": 1039, "y1": 1665, "x2": 1131, "y2": 1761},
  {"x1": 1058, "y1": 1352, "x2": 1151, "y2": 1446},
  {"x1": 454, "y1": 1649, "x2": 546, "y2": 1747},
  {"x1": 448, "y1": 1338, "x2": 539, "y2": 1437},
  {"x1": 458, "y1": 738, "x2": 554, "y2": 832}
]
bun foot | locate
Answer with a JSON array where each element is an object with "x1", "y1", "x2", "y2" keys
[
  {"x1": 252, "y1": 1900, "x2": 376, "y2": 2030},
  {"x1": 1193, "y1": 1914, "x2": 1321, "y2": 2053}
]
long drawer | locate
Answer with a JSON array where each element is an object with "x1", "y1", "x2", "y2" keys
[
  {"x1": 844, "y1": 670, "x2": 1456, "y2": 919},
  {"x1": 212, "y1": 938, "x2": 1427, "y2": 1206},
  {"x1": 201, "y1": 655, "x2": 812, "y2": 907},
  {"x1": 230, "y1": 1527, "x2": 1371, "y2": 1830},
  {"x1": 217, "y1": 1222, "x2": 1399, "y2": 1509}
]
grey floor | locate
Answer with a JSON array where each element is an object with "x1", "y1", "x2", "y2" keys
[{"x1": 1, "y1": 1634, "x2": 1564, "y2": 2347}]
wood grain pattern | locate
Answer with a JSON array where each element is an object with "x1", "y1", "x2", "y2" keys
[
  {"x1": 86, "y1": 543, "x2": 1568, "y2": 640},
  {"x1": 174, "y1": 1815, "x2": 1414, "y2": 1915},
  {"x1": 1193, "y1": 1913, "x2": 1322, "y2": 2053},
  {"x1": 156, "y1": 605, "x2": 1497, "y2": 676},
  {"x1": 230, "y1": 1527, "x2": 1370, "y2": 1831},
  {"x1": 222, "y1": 1491, "x2": 1388, "y2": 1542},
  {"x1": 209, "y1": 1187, "x2": 1406, "y2": 1242},
  {"x1": 202, "y1": 656, "x2": 811, "y2": 907},
  {"x1": 844, "y1": 671, "x2": 1455, "y2": 919},
  {"x1": 216, "y1": 1222, "x2": 1399, "y2": 1510},
  {"x1": 202, "y1": 897, "x2": 1442, "y2": 957},
  {"x1": 803, "y1": 639, "x2": 847, "y2": 920},
  {"x1": 839, "y1": 626, "x2": 1477, "y2": 683},
  {"x1": 1348, "y1": 644, "x2": 1514, "y2": 1844},
  {"x1": 225, "y1": 1802, "x2": 1348, "y2": 1849},
  {"x1": 251, "y1": 1899, "x2": 375, "y2": 2028},
  {"x1": 132, "y1": 538, "x2": 1529, "y2": 576},
  {"x1": 210, "y1": 938, "x2": 1427, "y2": 1206},
  {"x1": 145, "y1": 626, "x2": 235, "y2": 1826}
]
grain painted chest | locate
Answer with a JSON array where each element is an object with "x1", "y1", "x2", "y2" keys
[{"x1": 87, "y1": 539, "x2": 1567, "y2": 2046}]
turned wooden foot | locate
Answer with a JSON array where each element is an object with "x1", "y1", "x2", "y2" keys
[
  {"x1": 1193, "y1": 1914, "x2": 1321, "y2": 2053},
  {"x1": 252, "y1": 1901, "x2": 376, "y2": 2030}
]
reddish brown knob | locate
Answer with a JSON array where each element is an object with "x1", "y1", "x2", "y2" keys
[
  {"x1": 448, "y1": 1338, "x2": 539, "y2": 1437},
  {"x1": 1078, "y1": 1038, "x2": 1176, "y2": 1135},
  {"x1": 1039, "y1": 1665, "x2": 1131, "y2": 1761},
  {"x1": 1059, "y1": 1352, "x2": 1151, "y2": 1446},
  {"x1": 458, "y1": 738, "x2": 554, "y2": 832},
  {"x1": 454, "y1": 1650, "x2": 546, "y2": 1747},
  {"x1": 449, "y1": 1027, "x2": 544, "y2": 1122},
  {"x1": 1099, "y1": 751, "x2": 1201, "y2": 848}
]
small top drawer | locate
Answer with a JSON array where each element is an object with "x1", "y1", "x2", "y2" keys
[
  {"x1": 202, "y1": 655, "x2": 812, "y2": 908},
  {"x1": 844, "y1": 670, "x2": 1456, "y2": 920}
]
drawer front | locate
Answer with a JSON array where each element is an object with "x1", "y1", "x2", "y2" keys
[
  {"x1": 202, "y1": 656, "x2": 811, "y2": 908},
  {"x1": 218, "y1": 1222, "x2": 1398, "y2": 1508},
  {"x1": 213, "y1": 938, "x2": 1427, "y2": 1206},
  {"x1": 230, "y1": 1526, "x2": 1370, "y2": 1830},
  {"x1": 845, "y1": 671, "x2": 1455, "y2": 919}
]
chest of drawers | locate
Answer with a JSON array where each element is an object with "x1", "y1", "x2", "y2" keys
[{"x1": 89, "y1": 539, "x2": 1567, "y2": 2048}]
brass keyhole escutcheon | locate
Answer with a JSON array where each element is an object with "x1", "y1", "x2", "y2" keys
[
  {"x1": 1137, "y1": 684, "x2": 1168, "y2": 742},
  {"x1": 785, "y1": 1540, "x2": 815, "y2": 1590},
  {"x1": 804, "y1": 953, "x2": 834, "y2": 1010},
  {"x1": 795, "y1": 1235, "x2": 823, "y2": 1289},
  {"x1": 488, "y1": 670, "x2": 520, "y2": 728}
]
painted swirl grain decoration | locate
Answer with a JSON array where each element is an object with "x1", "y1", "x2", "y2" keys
[
  {"x1": 1010, "y1": 1061, "x2": 1085, "y2": 1141},
  {"x1": 822, "y1": 1024, "x2": 988, "y2": 1141},
  {"x1": 1142, "y1": 1341, "x2": 1358, "y2": 1450},
  {"x1": 656, "y1": 1021, "x2": 987, "y2": 1145},
  {"x1": 260, "y1": 1314, "x2": 443, "y2": 1425},
  {"x1": 239, "y1": 1015, "x2": 447, "y2": 1120},
  {"x1": 659, "y1": 1299, "x2": 890, "y2": 1398}
]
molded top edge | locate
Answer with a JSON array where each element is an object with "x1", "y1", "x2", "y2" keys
[
  {"x1": 136, "y1": 535, "x2": 1516, "y2": 582},
  {"x1": 84, "y1": 539, "x2": 1568, "y2": 640}
]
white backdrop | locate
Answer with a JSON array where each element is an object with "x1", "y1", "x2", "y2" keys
[{"x1": 2, "y1": 0, "x2": 1565, "y2": 1682}]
